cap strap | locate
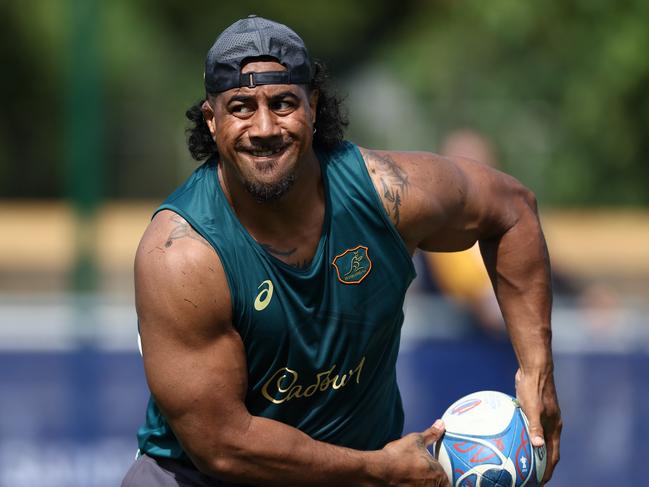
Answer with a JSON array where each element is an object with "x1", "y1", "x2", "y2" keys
[{"x1": 238, "y1": 71, "x2": 308, "y2": 88}]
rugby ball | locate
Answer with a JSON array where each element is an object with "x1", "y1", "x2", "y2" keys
[{"x1": 434, "y1": 391, "x2": 546, "y2": 487}]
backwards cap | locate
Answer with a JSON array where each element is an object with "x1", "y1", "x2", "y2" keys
[{"x1": 204, "y1": 15, "x2": 314, "y2": 94}]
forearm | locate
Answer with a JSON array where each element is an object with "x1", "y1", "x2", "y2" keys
[
  {"x1": 190, "y1": 414, "x2": 387, "y2": 486},
  {"x1": 479, "y1": 198, "x2": 553, "y2": 372}
]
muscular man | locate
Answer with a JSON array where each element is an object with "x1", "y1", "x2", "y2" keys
[{"x1": 122, "y1": 15, "x2": 561, "y2": 487}]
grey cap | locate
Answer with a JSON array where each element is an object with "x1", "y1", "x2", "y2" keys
[{"x1": 204, "y1": 15, "x2": 314, "y2": 94}]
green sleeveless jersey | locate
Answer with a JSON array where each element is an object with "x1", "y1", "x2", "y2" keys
[{"x1": 138, "y1": 141, "x2": 416, "y2": 460}]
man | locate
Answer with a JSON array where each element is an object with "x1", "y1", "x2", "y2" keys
[{"x1": 123, "y1": 15, "x2": 561, "y2": 487}]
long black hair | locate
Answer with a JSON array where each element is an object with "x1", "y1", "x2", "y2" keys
[{"x1": 185, "y1": 60, "x2": 348, "y2": 161}]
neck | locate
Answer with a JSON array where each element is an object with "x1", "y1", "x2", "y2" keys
[{"x1": 218, "y1": 148, "x2": 325, "y2": 241}]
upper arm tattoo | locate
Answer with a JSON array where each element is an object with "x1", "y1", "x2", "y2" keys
[
  {"x1": 165, "y1": 215, "x2": 211, "y2": 249},
  {"x1": 365, "y1": 150, "x2": 409, "y2": 227}
]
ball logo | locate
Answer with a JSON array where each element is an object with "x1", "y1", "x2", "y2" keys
[
  {"x1": 536, "y1": 444, "x2": 546, "y2": 461},
  {"x1": 451, "y1": 398, "x2": 482, "y2": 415},
  {"x1": 515, "y1": 429, "x2": 532, "y2": 480}
]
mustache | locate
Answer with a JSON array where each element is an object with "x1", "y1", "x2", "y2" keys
[{"x1": 235, "y1": 138, "x2": 291, "y2": 152}]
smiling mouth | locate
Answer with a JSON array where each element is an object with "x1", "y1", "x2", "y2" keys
[
  {"x1": 250, "y1": 148, "x2": 282, "y2": 157},
  {"x1": 242, "y1": 145, "x2": 287, "y2": 158}
]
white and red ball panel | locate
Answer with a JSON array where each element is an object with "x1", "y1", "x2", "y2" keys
[{"x1": 442, "y1": 391, "x2": 517, "y2": 436}]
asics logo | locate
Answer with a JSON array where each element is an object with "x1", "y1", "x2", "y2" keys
[{"x1": 254, "y1": 280, "x2": 274, "y2": 311}]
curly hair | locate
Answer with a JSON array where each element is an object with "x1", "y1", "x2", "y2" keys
[{"x1": 185, "y1": 60, "x2": 348, "y2": 161}]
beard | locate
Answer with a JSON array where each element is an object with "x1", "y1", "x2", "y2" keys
[
  {"x1": 228, "y1": 137, "x2": 300, "y2": 202},
  {"x1": 244, "y1": 172, "x2": 297, "y2": 202},
  {"x1": 243, "y1": 159, "x2": 297, "y2": 202}
]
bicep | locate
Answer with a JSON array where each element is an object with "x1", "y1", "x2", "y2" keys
[
  {"x1": 135, "y1": 214, "x2": 250, "y2": 463},
  {"x1": 363, "y1": 150, "x2": 530, "y2": 253},
  {"x1": 141, "y1": 311, "x2": 249, "y2": 458}
]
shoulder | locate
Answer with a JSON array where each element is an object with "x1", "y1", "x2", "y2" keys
[
  {"x1": 135, "y1": 210, "x2": 232, "y2": 339},
  {"x1": 359, "y1": 145, "x2": 470, "y2": 193},
  {"x1": 358, "y1": 147, "x2": 466, "y2": 201},
  {"x1": 357, "y1": 147, "x2": 531, "y2": 251},
  {"x1": 136, "y1": 209, "x2": 218, "y2": 275},
  {"x1": 357, "y1": 147, "x2": 468, "y2": 244}
]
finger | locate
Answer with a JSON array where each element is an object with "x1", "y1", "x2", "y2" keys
[
  {"x1": 523, "y1": 405, "x2": 545, "y2": 448},
  {"x1": 437, "y1": 472, "x2": 452, "y2": 487},
  {"x1": 515, "y1": 370, "x2": 548, "y2": 448},
  {"x1": 435, "y1": 467, "x2": 452, "y2": 487},
  {"x1": 529, "y1": 426, "x2": 545, "y2": 448},
  {"x1": 542, "y1": 421, "x2": 562, "y2": 484},
  {"x1": 541, "y1": 441, "x2": 554, "y2": 484},
  {"x1": 421, "y1": 419, "x2": 445, "y2": 446}
]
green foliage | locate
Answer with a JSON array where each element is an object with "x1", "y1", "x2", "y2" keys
[
  {"x1": 0, "y1": 0, "x2": 413, "y2": 198},
  {"x1": 1, "y1": 0, "x2": 648, "y2": 205},
  {"x1": 375, "y1": 0, "x2": 649, "y2": 205}
]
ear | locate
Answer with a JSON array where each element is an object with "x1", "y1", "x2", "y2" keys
[
  {"x1": 308, "y1": 88, "x2": 319, "y2": 125},
  {"x1": 201, "y1": 99, "x2": 217, "y2": 137}
]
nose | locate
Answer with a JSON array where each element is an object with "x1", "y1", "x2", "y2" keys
[{"x1": 248, "y1": 105, "x2": 282, "y2": 142}]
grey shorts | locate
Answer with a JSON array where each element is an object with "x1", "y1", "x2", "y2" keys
[{"x1": 121, "y1": 453, "x2": 251, "y2": 487}]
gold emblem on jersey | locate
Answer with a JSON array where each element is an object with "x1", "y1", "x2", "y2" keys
[
  {"x1": 261, "y1": 356, "x2": 366, "y2": 405},
  {"x1": 332, "y1": 245, "x2": 372, "y2": 284},
  {"x1": 254, "y1": 280, "x2": 274, "y2": 311}
]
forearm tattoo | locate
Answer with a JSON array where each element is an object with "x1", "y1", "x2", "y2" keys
[{"x1": 366, "y1": 151, "x2": 409, "y2": 227}]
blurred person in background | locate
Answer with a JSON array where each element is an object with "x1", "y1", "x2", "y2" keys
[
  {"x1": 413, "y1": 129, "x2": 505, "y2": 336},
  {"x1": 123, "y1": 16, "x2": 561, "y2": 487}
]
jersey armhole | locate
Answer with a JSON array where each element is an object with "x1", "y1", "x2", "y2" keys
[{"x1": 347, "y1": 143, "x2": 416, "y2": 279}]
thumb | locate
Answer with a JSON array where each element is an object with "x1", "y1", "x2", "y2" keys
[
  {"x1": 421, "y1": 419, "x2": 445, "y2": 446},
  {"x1": 526, "y1": 414, "x2": 545, "y2": 448}
]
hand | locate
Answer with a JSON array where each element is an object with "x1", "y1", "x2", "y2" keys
[
  {"x1": 381, "y1": 420, "x2": 451, "y2": 487},
  {"x1": 515, "y1": 368, "x2": 562, "y2": 485}
]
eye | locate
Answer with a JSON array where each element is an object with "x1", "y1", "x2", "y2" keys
[
  {"x1": 270, "y1": 99, "x2": 297, "y2": 113},
  {"x1": 230, "y1": 104, "x2": 253, "y2": 114}
]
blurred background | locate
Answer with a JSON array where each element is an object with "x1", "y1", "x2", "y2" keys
[{"x1": 2, "y1": 1, "x2": 648, "y2": 485}]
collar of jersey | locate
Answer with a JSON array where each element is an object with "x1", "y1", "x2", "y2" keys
[{"x1": 212, "y1": 152, "x2": 331, "y2": 276}]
